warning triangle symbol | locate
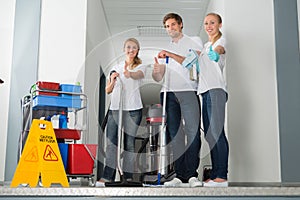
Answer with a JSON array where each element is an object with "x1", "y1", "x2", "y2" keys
[
  {"x1": 43, "y1": 145, "x2": 58, "y2": 161},
  {"x1": 24, "y1": 146, "x2": 39, "y2": 162}
]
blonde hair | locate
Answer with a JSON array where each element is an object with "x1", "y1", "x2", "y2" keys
[
  {"x1": 206, "y1": 13, "x2": 222, "y2": 45},
  {"x1": 124, "y1": 38, "x2": 142, "y2": 69}
]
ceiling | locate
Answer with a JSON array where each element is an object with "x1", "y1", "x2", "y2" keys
[{"x1": 100, "y1": 0, "x2": 210, "y2": 37}]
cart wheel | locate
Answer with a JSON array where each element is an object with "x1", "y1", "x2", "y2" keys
[{"x1": 89, "y1": 177, "x2": 95, "y2": 187}]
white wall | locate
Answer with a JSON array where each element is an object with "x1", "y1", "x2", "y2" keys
[
  {"x1": 85, "y1": 0, "x2": 113, "y2": 143},
  {"x1": 38, "y1": 0, "x2": 87, "y2": 85},
  {"x1": 0, "y1": 0, "x2": 16, "y2": 183},
  {"x1": 37, "y1": 0, "x2": 88, "y2": 142},
  {"x1": 223, "y1": 0, "x2": 281, "y2": 182}
]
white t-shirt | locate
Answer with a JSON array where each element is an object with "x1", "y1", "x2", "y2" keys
[
  {"x1": 109, "y1": 62, "x2": 146, "y2": 110},
  {"x1": 198, "y1": 36, "x2": 227, "y2": 94},
  {"x1": 161, "y1": 34, "x2": 203, "y2": 92}
]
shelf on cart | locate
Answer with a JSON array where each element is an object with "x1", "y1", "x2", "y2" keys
[
  {"x1": 54, "y1": 129, "x2": 81, "y2": 140},
  {"x1": 32, "y1": 95, "x2": 82, "y2": 109},
  {"x1": 67, "y1": 174, "x2": 94, "y2": 178},
  {"x1": 31, "y1": 81, "x2": 60, "y2": 96}
]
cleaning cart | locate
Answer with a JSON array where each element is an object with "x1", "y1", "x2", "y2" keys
[{"x1": 19, "y1": 81, "x2": 97, "y2": 186}]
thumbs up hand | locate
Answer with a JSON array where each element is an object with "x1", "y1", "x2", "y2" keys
[
  {"x1": 208, "y1": 45, "x2": 220, "y2": 62},
  {"x1": 153, "y1": 57, "x2": 162, "y2": 74},
  {"x1": 123, "y1": 63, "x2": 131, "y2": 78},
  {"x1": 152, "y1": 57, "x2": 166, "y2": 82}
]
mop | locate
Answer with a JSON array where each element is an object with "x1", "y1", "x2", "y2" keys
[
  {"x1": 157, "y1": 56, "x2": 169, "y2": 185},
  {"x1": 105, "y1": 77, "x2": 143, "y2": 187}
]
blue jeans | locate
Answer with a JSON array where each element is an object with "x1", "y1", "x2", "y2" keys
[
  {"x1": 201, "y1": 89, "x2": 229, "y2": 180},
  {"x1": 161, "y1": 91, "x2": 201, "y2": 182},
  {"x1": 102, "y1": 109, "x2": 142, "y2": 181}
]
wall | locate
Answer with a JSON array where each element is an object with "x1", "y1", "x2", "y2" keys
[
  {"x1": 38, "y1": 0, "x2": 87, "y2": 84},
  {"x1": 274, "y1": 0, "x2": 300, "y2": 183},
  {"x1": 298, "y1": 0, "x2": 300, "y2": 49},
  {"x1": 4, "y1": 0, "x2": 88, "y2": 181},
  {"x1": 0, "y1": 0, "x2": 16, "y2": 183},
  {"x1": 5, "y1": 0, "x2": 42, "y2": 181},
  {"x1": 224, "y1": 0, "x2": 281, "y2": 182},
  {"x1": 85, "y1": 0, "x2": 113, "y2": 144}
]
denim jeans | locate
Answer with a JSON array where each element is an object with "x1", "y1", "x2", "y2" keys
[
  {"x1": 161, "y1": 91, "x2": 201, "y2": 182},
  {"x1": 102, "y1": 109, "x2": 142, "y2": 181},
  {"x1": 201, "y1": 89, "x2": 229, "y2": 180}
]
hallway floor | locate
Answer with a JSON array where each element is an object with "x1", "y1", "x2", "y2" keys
[{"x1": 1, "y1": 180, "x2": 300, "y2": 199}]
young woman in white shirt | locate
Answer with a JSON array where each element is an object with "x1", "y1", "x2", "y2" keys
[
  {"x1": 199, "y1": 13, "x2": 229, "y2": 187},
  {"x1": 96, "y1": 38, "x2": 146, "y2": 187}
]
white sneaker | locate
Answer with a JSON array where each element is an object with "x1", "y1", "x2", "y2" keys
[
  {"x1": 188, "y1": 177, "x2": 202, "y2": 187},
  {"x1": 203, "y1": 180, "x2": 228, "y2": 187},
  {"x1": 95, "y1": 181, "x2": 105, "y2": 187},
  {"x1": 163, "y1": 178, "x2": 182, "y2": 187}
]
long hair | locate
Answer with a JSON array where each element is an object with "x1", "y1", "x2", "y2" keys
[
  {"x1": 206, "y1": 13, "x2": 222, "y2": 45},
  {"x1": 124, "y1": 38, "x2": 142, "y2": 69}
]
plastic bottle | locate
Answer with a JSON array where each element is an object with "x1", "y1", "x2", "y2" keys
[
  {"x1": 45, "y1": 115, "x2": 52, "y2": 121},
  {"x1": 75, "y1": 81, "x2": 82, "y2": 93},
  {"x1": 51, "y1": 114, "x2": 59, "y2": 129},
  {"x1": 59, "y1": 111, "x2": 68, "y2": 129}
]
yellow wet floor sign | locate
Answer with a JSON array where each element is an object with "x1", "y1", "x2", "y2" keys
[{"x1": 11, "y1": 119, "x2": 69, "y2": 188}]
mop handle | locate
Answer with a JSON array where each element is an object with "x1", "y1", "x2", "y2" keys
[
  {"x1": 117, "y1": 77, "x2": 124, "y2": 176},
  {"x1": 158, "y1": 56, "x2": 169, "y2": 185},
  {"x1": 161, "y1": 56, "x2": 168, "y2": 119}
]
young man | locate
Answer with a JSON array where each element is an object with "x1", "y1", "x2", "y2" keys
[{"x1": 152, "y1": 13, "x2": 203, "y2": 187}]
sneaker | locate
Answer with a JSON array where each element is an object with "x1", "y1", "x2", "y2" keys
[
  {"x1": 95, "y1": 178, "x2": 110, "y2": 187},
  {"x1": 188, "y1": 177, "x2": 202, "y2": 187},
  {"x1": 163, "y1": 177, "x2": 182, "y2": 187},
  {"x1": 95, "y1": 181, "x2": 105, "y2": 187},
  {"x1": 203, "y1": 180, "x2": 228, "y2": 187}
]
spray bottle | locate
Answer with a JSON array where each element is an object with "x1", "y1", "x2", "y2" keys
[{"x1": 59, "y1": 111, "x2": 68, "y2": 129}]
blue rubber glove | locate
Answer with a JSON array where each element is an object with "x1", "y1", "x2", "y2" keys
[
  {"x1": 182, "y1": 49, "x2": 199, "y2": 70},
  {"x1": 208, "y1": 45, "x2": 220, "y2": 62}
]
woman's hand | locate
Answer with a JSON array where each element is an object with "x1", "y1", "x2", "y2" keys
[
  {"x1": 106, "y1": 72, "x2": 119, "y2": 94},
  {"x1": 110, "y1": 72, "x2": 119, "y2": 82},
  {"x1": 123, "y1": 69, "x2": 131, "y2": 78}
]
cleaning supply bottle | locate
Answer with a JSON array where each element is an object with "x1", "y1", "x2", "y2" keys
[
  {"x1": 59, "y1": 111, "x2": 68, "y2": 129},
  {"x1": 51, "y1": 114, "x2": 59, "y2": 129}
]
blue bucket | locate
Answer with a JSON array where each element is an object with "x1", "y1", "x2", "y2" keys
[{"x1": 58, "y1": 143, "x2": 68, "y2": 171}]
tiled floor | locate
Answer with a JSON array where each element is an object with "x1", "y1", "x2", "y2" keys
[{"x1": 1, "y1": 181, "x2": 300, "y2": 199}]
